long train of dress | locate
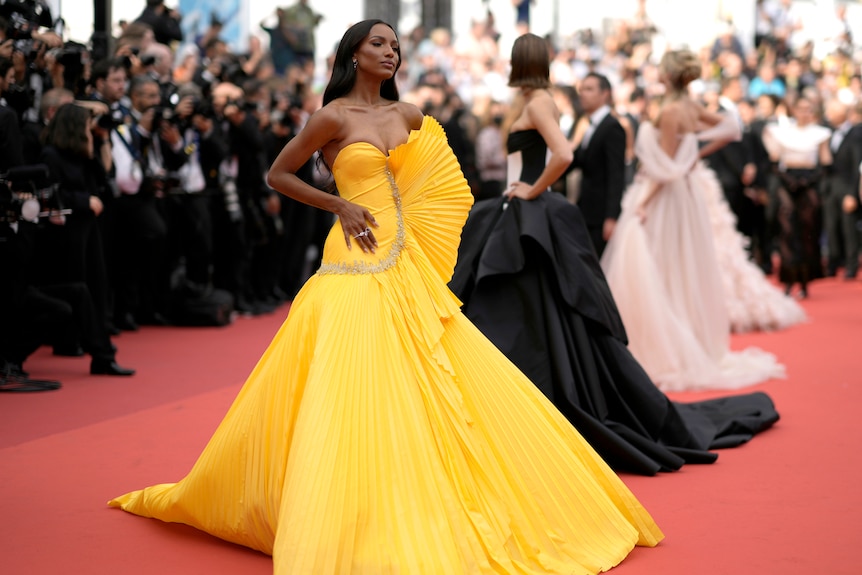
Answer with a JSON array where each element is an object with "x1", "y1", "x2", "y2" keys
[
  {"x1": 109, "y1": 116, "x2": 661, "y2": 574},
  {"x1": 450, "y1": 129, "x2": 778, "y2": 475},
  {"x1": 697, "y1": 137, "x2": 807, "y2": 332},
  {"x1": 601, "y1": 122, "x2": 786, "y2": 391}
]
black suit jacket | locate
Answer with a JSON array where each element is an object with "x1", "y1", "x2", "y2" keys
[
  {"x1": 704, "y1": 131, "x2": 755, "y2": 202},
  {"x1": 827, "y1": 124, "x2": 862, "y2": 199},
  {"x1": 0, "y1": 105, "x2": 24, "y2": 173},
  {"x1": 571, "y1": 113, "x2": 626, "y2": 230}
]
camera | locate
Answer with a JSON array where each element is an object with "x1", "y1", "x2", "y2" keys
[
  {"x1": 0, "y1": 0, "x2": 54, "y2": 43},
  {"x1": 95, "y1": 104, "x2": 125, "y2": 131},
  {"x1": 128, "y1": 46, "x2": 157, "y2": 68},
  {"x1": 150, "y1": 104, "x2": 176, "y2": 132},
  {"x1": 0, "y1": 164, "x2": 68, "y2": 224}
]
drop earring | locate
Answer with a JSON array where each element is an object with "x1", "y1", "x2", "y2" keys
[{"x1": 352, "y1": 59, "x2": 357, "y2": 70}]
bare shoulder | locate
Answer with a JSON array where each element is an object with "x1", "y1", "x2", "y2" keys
[
  {"x1": 525, "y1": 89, "x2": 555, "y2": 112},
  {"x1": 396, "y1": 101, "x2": 424, "y2": 130},
  {"x1": 306, "y1": 103, "x2": 346, "y2": 139},
  {"x1": 525, "y1": 89, "x2": 559, "y2": 123}
]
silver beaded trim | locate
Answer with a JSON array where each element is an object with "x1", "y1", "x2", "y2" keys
[{"x1": 316, "y1": 163, "x2": 406, "y2": 276}]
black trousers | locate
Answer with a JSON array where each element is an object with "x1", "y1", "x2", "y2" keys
[
  {"x1": 112, "y1": 193, "x2": 168, "y2": 319},
  {"x1": 586, "y1": 225, "x2": 606, "y2": 259},
  {"x1": 823, "y1": 188, "x2": 860, "y2": 276},
  {"x1": 4, "y1": 282, "x2": 114, "y2": 366},
  {"x1": 164, "y1": 193, "x2": 214, "y2": 287}
]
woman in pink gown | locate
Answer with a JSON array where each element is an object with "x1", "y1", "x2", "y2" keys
[{"x1": 600, "y1": 50, "x2": 785, "y2": 392}]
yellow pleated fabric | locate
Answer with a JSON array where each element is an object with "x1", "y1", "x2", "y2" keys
[{"x1": 109, "y1": 116, "x2": 663, "y2": 574}]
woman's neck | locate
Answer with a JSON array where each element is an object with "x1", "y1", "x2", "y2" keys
[{"x1": 344, "y1": 80, "x2": 388, "y2": 107}]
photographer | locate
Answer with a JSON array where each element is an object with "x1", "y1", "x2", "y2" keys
[
  {"x1": 45, "y1": 41, "x2": 90, "y2": 97},
  {"x1": 133, "y1": 0, "x2": 182, "y2": 47},
  {"x1": 0, "y1": 212, "x2": 64, "y2": 390},
  {"x1": 160, "y1": 82, "x2": 217, "y2": 292},
  {"x1": 0, "y1": 173, "x2": 131, "y2": 383},
  {"x1": 36, "y1": 103, "x2": 134, "y2": 375},
  {"x1": 0, "y1": 4, "x2": 63, "y2": 125},
  {"x1": 263, "y1": 94, "x2": 318, "y2": 299},
  {"x1": 90, "y1": 57, "x2": 131, "y2": 120},
  {"x1": 21, "y1": 86, "x2": 73, "y2": 164},
  {"x1": 110, "y1": 74, "x2": 175, "y2": 329},
  {"x1": 210, "y1": 82, "x2": 277, "y2": 314},
  {"x1": 192, "y1": 38, "x2": 230, "y2": 98},
  {"x1": 0, "y1": 56, "x2": 23, "y2": 171}
]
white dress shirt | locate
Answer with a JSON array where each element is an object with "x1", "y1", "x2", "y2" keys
[{"x1": 581, "y1": 104, "x2": 611, "y2": 149}]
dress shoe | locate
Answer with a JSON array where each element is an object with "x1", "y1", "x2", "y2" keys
[
  {"x1": 53, "y1": 345, "x2": 84, "y2": 357},
  {"x1": 3, "y1": 361, "x2": 29, "y2": 378},
  {"x1": 90, "y1": 359, "x2": 136, "y2": 376},
  {"x1": 272, "y1": 286, "x2": 289, "y2": 303},
  {"x1": 235, "y1": 297, "x2": 259, "y2": 315},
  {"x1": 106, "y1": 323, "x2": 121, "y2": 336},
  {"x1": 844, "y1": 270, "x2": 858, "y2": 280},
  {"x1": 138, "y1": 312, "x2": 170, "y2": 326},
  {"x1": 115, "y1": 313, "x2": 139, "y2": 331}
]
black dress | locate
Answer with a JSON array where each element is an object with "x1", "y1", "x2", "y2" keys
[
  {"x1": 775, "y1": 168, "x2": 824, "y2": 290},
  {"x1": 450, "y1": 129, "x2": 779, "y2": 475}
]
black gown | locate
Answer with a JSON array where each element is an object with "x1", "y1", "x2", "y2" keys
[{"x1": 450, "y1": 129, "x2": 779, "y2": 475}]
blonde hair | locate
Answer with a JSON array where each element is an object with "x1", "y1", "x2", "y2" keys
[{"x1": 660, "y1": 49, "x2": 701, "y2": 92}]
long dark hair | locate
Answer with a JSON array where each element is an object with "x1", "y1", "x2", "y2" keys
[
  {"x1": 42, "y1": 103, "x2": 92, "y2": 158},
  {"x1": 322, "y1": 19, "x2": 401, "y2": 106}
]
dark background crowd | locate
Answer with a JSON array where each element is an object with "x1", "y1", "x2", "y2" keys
[{"x1": 1, "y1": 0, "x2": 860, "y2": 384}]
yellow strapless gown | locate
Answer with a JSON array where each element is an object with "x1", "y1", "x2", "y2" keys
[{"x1": 109, "y1": 116, "x2": 662, "y2": 574}]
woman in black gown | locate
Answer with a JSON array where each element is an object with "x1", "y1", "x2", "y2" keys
[{"x1": 450, "y1": 33, "x2": 779, "y2": 475}]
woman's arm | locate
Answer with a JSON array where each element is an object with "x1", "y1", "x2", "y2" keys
[
  {"x1": 695, "y1": 103, "x2": 741, "y2": 158},
  {"x1": 618, "y1": 114, "x2": 635, "y2": 163},
  {"x1": 266, "y1": 106, "x2": 378, "y2": 253},
  {"x1": 818, "y1": 138, "x2": 833, "y2": 167},
  {"x1": 507, "y1": 93, "x2": 573, "y2": 200},
  {"x1": 569, "y1": 115, "x2": 590, "y2": 152},
  {"x1": 639, "y1": 105, "x2": 691, "y2": 220}
]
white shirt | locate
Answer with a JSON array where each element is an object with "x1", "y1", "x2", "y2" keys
[
  {"x1": 111, "y1": 124, "x2": 144, "y2": 195},
  {"x1": 177, "y1": 127, "x2": 206, "y2": 193},
  {"x1": 581, "y1": 104, "x2": 611, "y2": 149},
  {"x1": 830, "y1": 121, "x2": 852, "y2": 153}
]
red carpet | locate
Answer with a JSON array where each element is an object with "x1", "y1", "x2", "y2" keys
[{"x1": 1, "y1": 278, "x2": 860, "y2": 574}]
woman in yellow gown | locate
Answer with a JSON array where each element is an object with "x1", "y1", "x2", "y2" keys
[{"x1": 109, "y1": 20, "x2": 662, "y2": 574}]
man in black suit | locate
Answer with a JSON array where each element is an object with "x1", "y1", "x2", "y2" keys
[
  {"x1": 570, "y1": 73, "x2": 626, "y2": 256},
  {"x1": 0, "y1": 57, "x2": 23, "y2": 173},
  {"x1": 704, "y1": 78, "x2": 763, "y2": 257},
  {"x1": 823, "y1": 98, "x2": 861, "y2": 279}
]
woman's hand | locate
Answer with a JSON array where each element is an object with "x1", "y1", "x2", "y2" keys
[
  {"x1": 635, "y1": 201, "x2": 649, "y2": 224},
  {"x1": 89, "y1": 195, "x2": 104, "y2": 216},
  {"x1": 336, "y1": 199, "x2": 379, "y2": 253},
  {"x1": 505, "y1": 181, "x2": 536, "y2": 200}
]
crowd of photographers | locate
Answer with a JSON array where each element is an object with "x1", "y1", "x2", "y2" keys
[{"x1": 1, "y1": 0, "x2": 331, "y2": 384}]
